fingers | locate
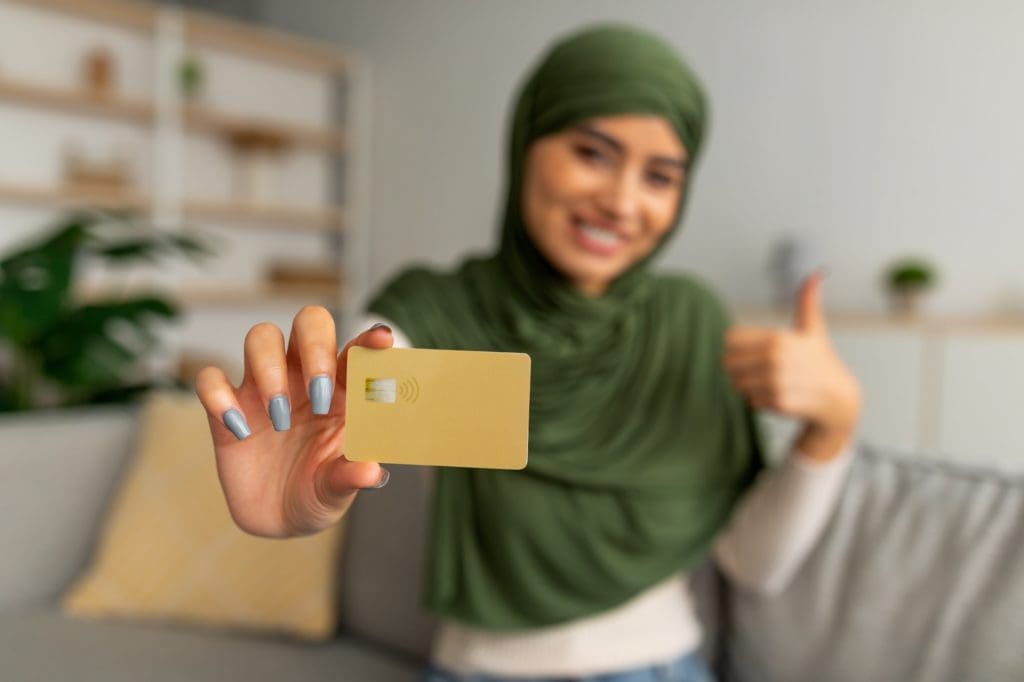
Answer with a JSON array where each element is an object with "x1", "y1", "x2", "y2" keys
[
  {"x1": 725, "y1": 325, "x2": 778, "y2": 352},
  {"x1": 794, "y1": 269, "x2": 827, "y2": 334},
  {"x1": 243, "y1": 322, "x2": 291, "y2": 431},
  {"x1": 724, "y1": 326, "x2": 786, "y2": 411},
  {"x1": 287, "y1": 306, "x2": 339, "y2": 415},
  {"x1": 727, "y1": 364, "x2": 794, "y2": 413},
  {"x1": 724, "y1": 329, "x2": 782, "y2": 371},
  {"x1": 336, "y1": 322, "x2": 394, "y2": 392},
  {"x1": 314, "y1": 456, "x2": 389, "y2": 509},
  {"x1": 196, "y1": 365, "x2": 251, "y2": 442}
]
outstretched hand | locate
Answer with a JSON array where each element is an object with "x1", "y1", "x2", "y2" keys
[{"x1": 195, "y1": 307, "x2": 394, "y2": 537}]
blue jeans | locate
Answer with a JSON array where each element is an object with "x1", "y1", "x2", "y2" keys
[{"x1": 420, "y1": 650, "x2": 716, "y2": 682}]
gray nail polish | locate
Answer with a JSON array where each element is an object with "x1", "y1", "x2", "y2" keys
[
  {"x1": 370, "y1": 468, "x2": 390, "y2": 489},
  {"x1": 223, "y1": 408, "x2": 252, "y2": 440},
  {"x1": 269, "y1": 394, "x2": 291, "y2": 431},
  {"x1": 369, "y1": 322, "x2": 392, "y2": 333},
  {"x1": 309, "y1": 375, "x2": 333, "y2": 415}
]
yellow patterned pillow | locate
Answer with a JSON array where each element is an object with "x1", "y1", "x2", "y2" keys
[{"x1": 62, "y1": 391, "x2": 344, "y2": 640}]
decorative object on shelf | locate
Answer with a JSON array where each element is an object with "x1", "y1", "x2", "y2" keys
[
  {"x1": 82, "y1": 47, "x2": 117, "y2": 98},
  {"x1": 884, "y1": 257, "x2": 937, "y2": 317},
  {"x1": 767, "y1": 234, "x2": 817, "y2": 311},
  {"x1": 62, "y1": 144, "x2": 135, "y2": 193},
  {"x1": 178, "y1": 53, "x2": 205, "y2": 100},
  {"x1": 228, "y1": 126, "x2": 289, "y2": 205},
  {"x1": 265, "y1": 260, "x2": 341, "y2": 295},
  {"x1": 0, "y1": 212, "x2": 208, "y2": 412}
]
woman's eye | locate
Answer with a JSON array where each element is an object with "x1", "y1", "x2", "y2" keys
[
  {"x1": 646, "y1": 170, "x2": 680, "y2": 188},
  {"x1": 574, "y1": 145, "x2": 609, "y2": 164},
  {"x1": 647, "y1": 172, "x2": 672, "y2": 187}
]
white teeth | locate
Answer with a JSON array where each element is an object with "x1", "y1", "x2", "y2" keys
[{"x1": 578, "y1": 223, "x2": 622, "y2": 246}]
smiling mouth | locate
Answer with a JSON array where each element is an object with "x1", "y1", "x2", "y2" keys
[{"x1": 571, "y1": 216, "x2": 627, "y2": 256}]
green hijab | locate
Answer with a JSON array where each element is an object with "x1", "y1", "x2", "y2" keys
[{"x1": 367, "y1": 24, "x2": 764, "y2": 630}]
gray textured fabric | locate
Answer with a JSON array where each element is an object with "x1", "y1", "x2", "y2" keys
[
  {"x1": 689, "y1": 559, "x2": 727, "y2": 670},
  {"x1": 0, "y1": 607, "x2": 419, "y2": 681},
  {"x1": 338, "y1": 464, "x2": 438, "y2": 659},
  {"x1": 724, "y1": 443, "x2": 1024, "y2": 682},
  {"x1": 0, "y1": 406, "x2": 138, "y2": 610}
]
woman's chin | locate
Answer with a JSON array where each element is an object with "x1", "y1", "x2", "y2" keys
[{"x1": 563, "y1": 265, "x2": 627, "y2": 296}]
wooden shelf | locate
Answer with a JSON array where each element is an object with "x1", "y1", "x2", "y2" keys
[
  {"x1": 0, "y1": 77, "x2": 153, "y2": 124},
  {"x1": 0, "y1": 183, "x2": 149, "y2": 212},
  {"x1": 0, "y1": 183, "x2": 343, "y2": 232},
  {"x1": 183, "y1": 105, "x2": 345, "y2": 154},
  {"x1": 78, "y1": 283, "x2": 342, "y2": 308},
  {"x1": 183, "y1": 199, "x2": 343, "y2": 232},
  {"x1": 12, "y1": 0, "x2": 350, "y2": 74},
  {"x1": 0, "y1": 76, "x2": 345, "y2": 154},
  {"x1": 175, "y1": 284, "x2": 341, "y2": 307}
]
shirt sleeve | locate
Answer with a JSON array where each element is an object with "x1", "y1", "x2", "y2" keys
[
  {"x1": 350, "y1": 314, "x2": 413, "y2": 349},
  {"x1": 712, "y1": 439, "x2": 855, "y2": 595}
]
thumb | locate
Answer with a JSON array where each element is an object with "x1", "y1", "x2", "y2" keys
[{"x1": 795, "y1": 269, "x2": 827, "y2": 334}]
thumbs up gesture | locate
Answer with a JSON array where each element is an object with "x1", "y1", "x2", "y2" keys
[{"x1": 723, "y1": 271, "x2": 862, "y2": 460}]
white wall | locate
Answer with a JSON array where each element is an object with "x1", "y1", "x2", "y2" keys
[{"x1": 259, "y1": 0, "x2": 1024, "y2": 317}]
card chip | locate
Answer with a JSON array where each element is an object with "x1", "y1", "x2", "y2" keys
[{"x1": 365, "y1": 378, "x2": 396, "y2": 403}]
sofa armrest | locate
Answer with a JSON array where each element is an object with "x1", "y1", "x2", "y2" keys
[{"x1": 0, "y1": 405, "x2": 139, "y2": 610}]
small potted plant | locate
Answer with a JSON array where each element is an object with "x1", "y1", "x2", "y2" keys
[
  {"x1": 178, "y1": 53, "x2": 205, "y2": 101},
  {"x1": 884, "y1": 257, "x2": 937, "y2": 317}
]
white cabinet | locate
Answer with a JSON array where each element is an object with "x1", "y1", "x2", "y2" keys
[
  {"x1": 831, "y1": 328, "x2": 926, "y2": 454},
  {"x1": 937, "y1": 333, "x2": 1024, "y2": 470}
]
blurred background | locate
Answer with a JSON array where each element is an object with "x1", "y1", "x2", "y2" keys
[
  {"x1": 1, "y1": 2, "x2": 1022, "y2": 679},
  {"x1": 4, "y1": 0, "x2": 1023, "y2": 468}
]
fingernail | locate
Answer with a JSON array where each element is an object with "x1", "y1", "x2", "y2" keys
[
  {"x1": 223, "y1": 408, "x2": 251, "y2": 440},
  {"x1": 268, "y1": 394, "x2": 291, "y2": 431},
  {"x1": 309, "y1": 374, "x2": 333, "y2": 415},
  {"x1": 369, "y1": 322, "x2": 392, "y2": 333},
  {"x1": 369, "y1": 468, "x2": 390, "y2": 489}
]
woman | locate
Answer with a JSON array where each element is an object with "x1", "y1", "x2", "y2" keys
[{"x1": 196, "y1": 24, "x2": 861, "y2": 682}]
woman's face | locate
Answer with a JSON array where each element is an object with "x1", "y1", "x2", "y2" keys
[{"x1": 521, "y1": 114, "x2": 687, "y2": 296}]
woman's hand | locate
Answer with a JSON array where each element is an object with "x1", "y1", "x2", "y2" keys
[
  {"x1": 722, "y1": 272, "x2": 862, "y2": 461},
  {"x1": 195, "y1": 306, "x2": 393, "y2": 538}
]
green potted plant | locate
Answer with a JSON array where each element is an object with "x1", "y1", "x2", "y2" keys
[
  {"x1": 178, "y1": 53, "x2": 205, "y2": 101},
  {"x1": 884, "y1": 257, "x2": 937, "y2": 317},
  {"x1": 0, "y1": 211, "x2": 207, "y2": 412}
]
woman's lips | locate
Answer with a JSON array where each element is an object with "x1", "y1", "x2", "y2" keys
[{"x1": 571, "y1": 217, "x2": 627, "y2": 256}]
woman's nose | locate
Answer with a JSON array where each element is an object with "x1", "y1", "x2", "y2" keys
[{"x1": 595, "y1": 169, "x2": 641, "y2": 222}]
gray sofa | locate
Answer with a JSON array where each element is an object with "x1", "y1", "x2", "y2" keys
[{"x1": 2, "y1": 404, "x2": 1022, "y2": 681}]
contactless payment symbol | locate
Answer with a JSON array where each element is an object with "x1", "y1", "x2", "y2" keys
[
  {"x1": 365, "y1": 377, "x2": 419, "y2": 404},
  {"x1": 398, "y1": 377, "x2": 420, "y2": 403}
]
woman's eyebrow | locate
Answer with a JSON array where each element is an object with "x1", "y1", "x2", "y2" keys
[{"x1": 577, "y1": 126, "x2": 688, "y2": 169}]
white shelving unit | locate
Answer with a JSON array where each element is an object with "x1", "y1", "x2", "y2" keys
[{"x1": 0, "y1": 0, "x2": 371, "y2": 379}]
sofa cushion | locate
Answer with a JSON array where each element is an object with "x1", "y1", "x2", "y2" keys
[
  {"x1": 62, "y1": 391, "x2": 345, "y2": 640},
  {"x1": 0, "y1": 606, "x2": 419, "y2": 682},
  {"x1": 724, "y1": 443, "x2": 1024, "y2": 682}
]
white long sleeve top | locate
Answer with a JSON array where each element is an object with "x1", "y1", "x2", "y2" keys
[{"x1": 352, "y1": 315, "x2": 853, "y2": 677}]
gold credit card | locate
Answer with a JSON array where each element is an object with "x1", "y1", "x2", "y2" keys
[{"x1": 345, "y1": 347, "x2": 531, "y2": 469}]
